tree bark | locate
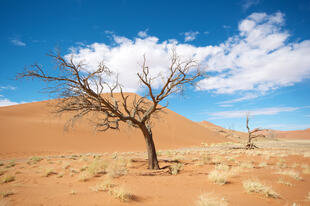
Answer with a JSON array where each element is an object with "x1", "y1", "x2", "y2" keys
[{"x1": 139, "y1": 124, "x2": 160, "y2": 170}]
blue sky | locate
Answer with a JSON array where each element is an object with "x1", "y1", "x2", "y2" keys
[{"x1": 1, "y1": 0, "x2": 310, "y2": 131}]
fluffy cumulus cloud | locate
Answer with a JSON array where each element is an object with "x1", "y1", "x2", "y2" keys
[
  {"x1": 197, "y1": 12, "x2": 310, "y2": 95},
  {"x1": 66, "y1": 12, "x2": 310, "y2": 98},
  {"x1": 66, "y1": 34, "x2": 217, "y2": 92},
  {"x1": 183, "y1": 31, "x2": 199, "y2": 42}
]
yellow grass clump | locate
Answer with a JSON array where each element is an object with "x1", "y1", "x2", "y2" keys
[
  {"x1": 243, "y1": 179, "x2": 279, "y2": 198},
  {"x1": 195, "y1": 193, "x2": 228, "y2": 206}
]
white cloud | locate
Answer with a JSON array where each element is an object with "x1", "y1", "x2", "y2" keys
[
  {"x1": 0, "y1": 98, "x2": 19, "y2": 107},
  {"x1": 208, "y1": 107, "x2": 298, "y2": 119},
  {"x1": 137, "y1": 30, "x2": 148, "y2": 38},
  {"x1": 220, "y1": 93, "x2": 259, "y2": 104},
  {"x1": 0, "y1": 86, "x2": 16, "y2": 91},
  {"x1": 66, "y1": 12, "x2": 310, "y2": 100},
  {"x1": 197, "y1": 12, "x2": 310, "y2": 96},
  {"x1": 242, "y1": 0, "x2": 260, "y2": 10},
  {"x1": 66, "y1": 35, "x2": 216, "y2": 92},
  {"x1": 183, "y1": 31, "x2": 199, "y2": 42},
  {"x1": 11, "y1": 39, "x2": 26, "y2": 47}
]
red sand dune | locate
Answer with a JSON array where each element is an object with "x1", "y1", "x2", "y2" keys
[
  {"x1": 0, "y1": 95, "x2": 226, "y2": 158},
  {"x1": 198, "y1": 120, "x2": 310, "y2": 140},
  {"x1": 274, "y1": 128, "x2": 310, "y2": 140}
]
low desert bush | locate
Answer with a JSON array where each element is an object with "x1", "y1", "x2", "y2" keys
[
  {"x1": 243, "y1": 179, "x2": 279, "y2": 198},
  {"x1": 208, "y1": 170, "x2": 230, "y2": 185},
  {"x1": 195, "y1": 193, "x2": 228, "y2": 206},
  {"x1": 169, "y1": 163, "x2": 183, "y2": 175}
]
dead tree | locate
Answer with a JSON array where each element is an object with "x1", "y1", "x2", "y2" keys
[
  {"x1": 245, "y1": 113, "x2": 265, "y2": 149},
  {"x1": 17, "y1": 50, "x2": 201, "y2": 170}
]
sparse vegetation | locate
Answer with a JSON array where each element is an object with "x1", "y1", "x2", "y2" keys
[
  {"x1": 169, "y1": 163, "x2": 183, "y2": 175},
  {"x1": 277, "y1": 178, "x2": 293, "y2": 187},
  {"x1": 5, "y1": 161, "x2": 15, "y2": 169},
  {"x1": 243, "y1": 179, "x2": 279, "y2": 198},
  {"x1": 90, "y1": 178, "x2": 115, "y2": 192},
  {"x1": 1, "y1": 175, "x2": 15, "y2": 183},
  {"x1": 28, "y1": 156, "x2": 43, "y2": 164},
  {"x1": 42, "y1": 168, "x2": 57, "y2": 177},
  {"x1": 208, "y1": 170, "x2": 230, "y2": 185},
  {"x1": 0, "y1": 190, "x2": 14, "y2": 198},
  {"x1": 195, "y1": 193, "x2": 228, "y2": 206},
  {"x1": 276, "y1": 170, "x2": 303, "y2": 180},
  {"x1": 197, "y1": 154, "x2": 212, "y2": 166},
  {"x1": 78, "y1": 171, "x2": 92, "y2": 182},
  {"x1": 109, "y1": 186, "x2": 134, "y2": 202}
]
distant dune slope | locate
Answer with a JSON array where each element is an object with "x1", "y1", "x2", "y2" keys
[
  {"x1": 274, "y1": 129, "x2": 310, "y2": 140},
  {"x1": 0, "y1": 95, "x2": 226, "y2": 157},
  {"x1": 198, "y1": 120, "x2": 310, "y2": 140}
]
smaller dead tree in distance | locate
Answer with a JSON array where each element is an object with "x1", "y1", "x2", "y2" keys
[
  {"x1": 17, "y1": 50, "x2": 201, "y2": 170},
  {"x1": 245, "y1": 113, "x2": 265, "y2": 149}
]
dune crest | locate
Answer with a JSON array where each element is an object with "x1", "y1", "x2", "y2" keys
[{"x1": 0, "y1": 95, "x2": 225, "y2": 158}]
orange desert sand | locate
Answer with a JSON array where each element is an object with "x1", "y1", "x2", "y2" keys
[{"x1": 0, "y1": 97, "x2": 310, "y2": 206}]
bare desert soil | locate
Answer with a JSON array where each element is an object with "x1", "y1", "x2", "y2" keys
[{"x1": 1, "y1": 142, "x2": 310, "y2": 206}]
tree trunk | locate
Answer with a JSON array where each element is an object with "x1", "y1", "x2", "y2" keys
[{"x1": 139, "y1": 124, "x2": 160, "y2": 170}]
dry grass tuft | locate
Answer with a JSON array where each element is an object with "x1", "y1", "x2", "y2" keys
[
  {"x1": 28, "y1": 156, "x2": 43, "y2": 165},
  {"x1": 109, "y1": 186, "x2": 134, "y2": 202},
  {"x1": 243, "y1": 179, "x2": 279, "y2": 198},
  {"x1": 1, "y1": 175, "x2": 15, "y2": 184},
  {"x1": 0, "y1": 170, "x2": 6, "y2": 176},
  {"x1": 276, "y1": 170, "x2": 303, "y2": 180},
  {"x1": 0, "y1": 190, "x2": 14, "y2": 198},
  {"x1": 87, "y1": 159, "x2": 109, "y2": 177},
  {"x1": 42, "y1": 168, "x2": 57, "y2": 177},
  {"x1": 197, "y1": 154, "x2": 212, "y2": 166},
  {"x1": 208, "y1": 170, "x2": 230, "y2": 185},
  {"x1": 78, "y1": 171, "x2": 93, "y2": 182},
  {"x1": 239, "y1": 161, "x2": 254, "y2": 169},
  {"x1": 277, "y1": 178, "x2": 293, "y2": 187},
  {"x1": 90, "y1": 178, "x2": 115, "y2": 192},
  {"x1": 195, "y1": 193, "x2": 228, "y2": 206},
  {"x1": 215, "y1": 163, "x2": 230, "y2": 171},
  {"x1": 258, "y1": 162, "x2": 268, "y2": 168},
  {"x1": 169, "y1": 163, "x2": 183, "y2": 175}
]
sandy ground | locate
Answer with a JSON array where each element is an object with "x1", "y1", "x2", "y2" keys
[
  {"x1": 1, "y1": 99, "x2": 310, "y2": 205},
  {"x1": 1, "y1": 142, "x2": 310, "y2": 206}
]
